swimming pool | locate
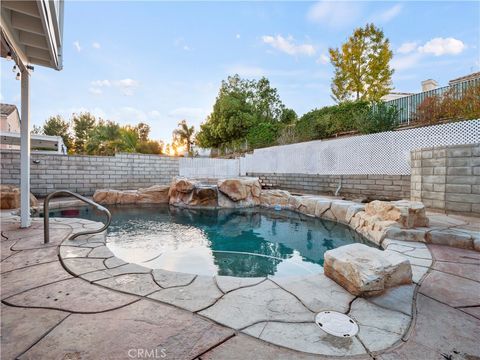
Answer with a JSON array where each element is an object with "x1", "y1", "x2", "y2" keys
[{"x1": 48, "y1": 204, "x2": 372, "y2": 277}]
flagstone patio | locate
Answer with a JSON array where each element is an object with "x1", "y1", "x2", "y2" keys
[{"x1": 1, "y1": 210, "x2": 479, "y2": 360}]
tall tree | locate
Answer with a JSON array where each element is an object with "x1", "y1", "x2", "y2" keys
[
  {"x1": 72, "y1": 112, "x2": 96, "y2": 154},
  {"x1": 329, "y1": 23, "x2": 394, "y2": 102},
  {"x1": 42, "y1": 115, "x2": 73, "y2": 150},
  {"x1": 173, "y1": 120, "x2": 195, "y2": 154},
  {"x1": 196, "y1": 75, "x2": 288, "y2": 149}
]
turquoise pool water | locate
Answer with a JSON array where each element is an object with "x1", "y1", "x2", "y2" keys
[{"x1": 48, "y1": 204, "x2": 371, "y2": 277}]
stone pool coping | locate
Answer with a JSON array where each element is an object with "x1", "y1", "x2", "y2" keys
[
  {"x1": 1, "y1": 207, "x2": 479, "y2": 359},
  {"x1": 52, "y1": 207, "x2": 435, "y2": 356}
]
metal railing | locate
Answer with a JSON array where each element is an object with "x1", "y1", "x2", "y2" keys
[
  {"x1": 43, "y1": 190, "x2": 111, "y2": 244},
  {"x1": 384, "y1": 77, "x2": 479, "y2": 124}
]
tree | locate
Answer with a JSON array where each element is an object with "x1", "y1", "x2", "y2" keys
[
  {"x1": 85, "y1": 120, "x2": 122, "y2": 155},
  {"x1": 136, "y1": 122, "x2": 150, "y2": 141},
  {"x1": 173, "y1": 120, "x2": 195, "y2": 154},
  {"x1": 196, "y1": 75, "x2": 289, "y2": 150},
  {"x1": 72, "y1": 112, "x2": 96, "y2": 154},
  {"x1": 31, "y1": 125, "x2": 43, "y2": 134},
  {"x1": 42, "y1": 115, "x2": 72, "y2": 150},
  {"x1": 329, "y1": 23, "x2": 394, "y2": 102}
]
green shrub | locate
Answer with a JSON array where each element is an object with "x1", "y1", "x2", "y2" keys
[
  {"x1": 356, "y1": 102, "x2": 399, "y2": 134},
  {"x1": 295, "y1": 101, "x2": 369, "y2": 141},
  {"x1": 246, "y1": 122, "x2": 279, "y2": 149}
]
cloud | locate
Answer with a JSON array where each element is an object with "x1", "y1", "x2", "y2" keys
[
  {"x1": 91, "y1": 80, "x2": 111, "y2": 87},
  {"x1": 316, "y1": 53, "x2": 329, "y2": 65},
  {"x1": 89, "y1": 78, "x2": 139, "y2": 96},
  {"x1": 73, "y1": 41, "x2": 82, "y2": 52},
  {"x1": 307, "y1": 1, "x2": 362, "y2": 28},
  {"x1": 114, "y1": 78, "x2": 140, "y2": 96},
  {"x1": 92, "y1": 42, "x2": 101, "y2": 49},
  {"x1": 391, "y1": 53, "x2": 423, "y2": 71},
  {"x1": 397, "y1": 42, "x2": 418, "y2": 54},
  {"x1": 89, "y1": 87, "x2": 103, "y2": 95},
  {"x1": 373, "y1": 4, "x2": 403, "y2": 23},
  {"x1": 262, "y1": 35, "x2": 316, "y2": 56},
  {"x1": 236, "y1": 34, "x2": 241, "y2": 39},
  {"x1": 418, "y1": 37, "x2": 466, "y2": 56}
]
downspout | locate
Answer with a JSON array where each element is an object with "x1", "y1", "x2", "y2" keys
[{"x1": 335, "y1": 176, "x2": 342, "y2": 197}]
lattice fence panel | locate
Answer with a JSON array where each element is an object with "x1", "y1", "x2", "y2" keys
[{"x1": 243, "y1": 119, "x2": 480, "y2": 175}]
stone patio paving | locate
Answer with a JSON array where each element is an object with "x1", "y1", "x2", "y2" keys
[{"x1": 1, "y1": 211, "x2": 479, "y2": 359}]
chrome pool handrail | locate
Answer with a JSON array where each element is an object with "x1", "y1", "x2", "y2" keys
[{"x1": 43, "y1": 190, "x2": 111, "y2": 244}]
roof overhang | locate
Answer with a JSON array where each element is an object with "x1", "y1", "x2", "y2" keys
[{"x1": 1, "y1": 0, "x2": 64, "y2": 70}]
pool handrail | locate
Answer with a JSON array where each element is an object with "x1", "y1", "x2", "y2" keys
[{"x1": 43, "y1": 190, "x2": 111, "y2": 244}]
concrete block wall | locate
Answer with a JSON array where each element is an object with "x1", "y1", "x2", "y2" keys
[
  {"x1": 411, "y1": 143, "x2": 480, "y2": 215},
  {"x1": 0, "y1": 151, "x2": 179, "y2": 197},
  {"x1": 247, "y1": 173, "x2": 411, "y2": 200}
]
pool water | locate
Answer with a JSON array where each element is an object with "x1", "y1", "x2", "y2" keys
[{"x1": 48, "y1": 204, "x2": 372, "y2": 277}]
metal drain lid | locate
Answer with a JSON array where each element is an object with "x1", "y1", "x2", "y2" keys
[{"x1": 315, "y1": 311, "x2": 359, "y2": 337}]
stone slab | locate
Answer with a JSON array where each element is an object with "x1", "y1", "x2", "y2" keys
[
  {"x1": 1, "y1": 304, "x2": 68, "y2": 360},
  {"x1": 18, "y1": 300, "x2": 234, "y2": 360},
  {"x1": 201, "y1": 333, "x2": 332, "y2": 360},
  {"x1": 59, "y1": 245, "x2": 91, "y2": 259},
  {"x1": 62, "y1": 257, "x2": 107, "y2": 275},
  {"x1": 428, "y1": 245, "x2": 480, "y2": 264},
  {"x1": 419, "y1": 270, "x2": 480, "y2": 308},
  {"x1": 243, "y1": 322, "x2": 366, "y2": 356},
  {"x1": 1, "y1": 247, "x2": 58, "y2": 273},
  {"x1": 215, "y1": 276, "x2": 265, "y2": 293},
  {"x1": 149, "y1": 275, "x2": 222, "y2": 312},
  {"x1": 349, "y1": 298, "x2": 411, "y2": 352},
  {"x1": 152, "y1": 269, "x2": 196, "y2": 288},
  {"x1": 199, "y1": 280, "x2": 313, "y2": 329},
  {"x1": 379, "y1": 294, "x2": 480, "y2": 360},
  {"x1": 271, "y1": 273, "x2": 354, "y2": 313},
  {"x1": 1, "y1": 261, "x2": 72, "y2": 299},
  {"x1": 5, "y1": 278, "x2": 139, "y2": 313},
  {"x1": 432, "y1": 261, "x2": 480, "y2": 282},
  {"x1": 368, "y1": 284, "x2": 415, "y2": 316},
  {"x1": 95, "y1": 273, "x2": 161, "y2": 296}
]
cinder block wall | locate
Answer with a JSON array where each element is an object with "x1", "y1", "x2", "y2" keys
[
  {"x1": 246, "y1": 173, "x2": 411, "y2": 200},
  {"x1": 411, "y1": 143, "x2": 480, "y2": 215},
  {"x1": 0, "y1": 151, "x2": 179, "y2": 197}
]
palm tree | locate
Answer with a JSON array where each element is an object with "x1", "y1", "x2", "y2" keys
[{"x1": 173, "y1": 120, "x2": 195, "y2": 155}]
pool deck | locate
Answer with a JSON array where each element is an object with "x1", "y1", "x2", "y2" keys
[{"x1": 1, "y1": 210, "x2": 479, "y2": 359}]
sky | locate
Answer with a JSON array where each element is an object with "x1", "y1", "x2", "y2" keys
[{"x1": 1, "y1": 1, "x2": 479, "y2": 143}]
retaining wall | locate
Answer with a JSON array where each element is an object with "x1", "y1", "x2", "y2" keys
[
  {"x1": 411, "y1": 143, "x2": 480, "y2": 215},
  {"x1": 247, "y1": 173, "x2": 411, "y2": 200},
  {"x1": 0, "y1": 151, "x2": 179, "y2": 197}
]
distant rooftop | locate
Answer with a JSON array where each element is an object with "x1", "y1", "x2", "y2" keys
[
  {"x1": 449, "y1": 72, "x2": 480, "y2": 85},
  {"x1": 0, "y1": 103, "x2": 18, "y2": 117}
]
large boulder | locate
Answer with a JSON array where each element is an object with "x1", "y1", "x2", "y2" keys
[
  {"x1": 365, "y1": 200, "x2": 429, "y2": 229},
  {"x1": 92, "y1": 189, "x2": 120, "y2": 205},
  {"x1": 324, "y1": 243, "x2": 412, "y2": 297},
  {"x1": 169, "y1": 178, "x2": 218, "y2": 207},
  {"x1": 93, "y1": 185, "x2": 170, "y2": 205},
  {"x1": 217, "y1": 177, "x2": 261, "y2": 208},
  {"x1": 0, "y1": 185, "x2": 37, "y2": 209},
  {"x1": 137, "y1": 185, "x2": 170, "y2": 204},
  {"x1": 259, "y1": 189, "x2": 291, "y2": 208}
]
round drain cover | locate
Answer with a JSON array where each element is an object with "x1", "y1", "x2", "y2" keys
[{"x1": 315, "y1": 311, "x2": 359, "y2": 337}]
